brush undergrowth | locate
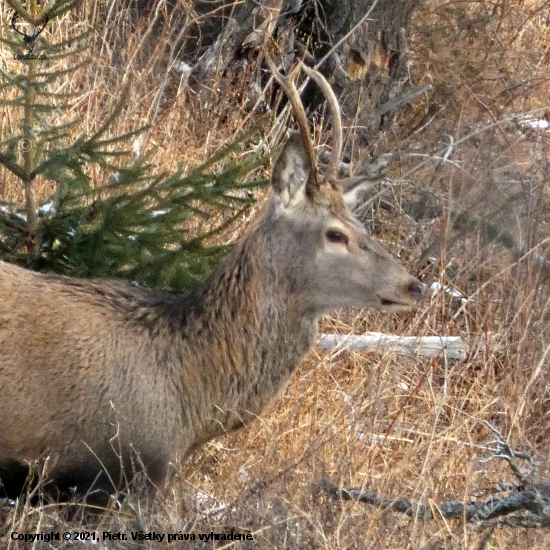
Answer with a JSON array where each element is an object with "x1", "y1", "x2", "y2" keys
[{"x1": 2, "y1": 1, "x2": 550, "y2": 549}]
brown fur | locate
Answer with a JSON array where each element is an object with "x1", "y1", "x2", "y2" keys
[{"x1": 0, "y1": 134, "x2": 422, "y2": 503}]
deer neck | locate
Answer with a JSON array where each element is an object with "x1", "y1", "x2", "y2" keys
[{"x1": 180, "y1": 225, "x2": 317, "y2": 440}]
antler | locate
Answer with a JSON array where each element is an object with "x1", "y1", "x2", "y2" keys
[
  {"x1": 264, "y1": 51, "x2": 319, "y2": 192},
  {"x1": 10, "y1": 11, "x2": 49, "y2": 49},
  {"x1": 32, "y1": 16, "x2": 48, "y2": 38},
  {"x1": 265, "y1": 49, "x2": 343, "y2": 190},
  {"x1": 300, "y1": 64, "x2": 343, "y2": 182},
  {"x1": 10, "y1": 12, "x2": 27, "y2": 39}
]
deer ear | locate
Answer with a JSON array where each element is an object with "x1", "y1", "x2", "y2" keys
[
  {"x1": 271, "y1": 132, "x2": 311, "y2": 208},
  {"x1": 340, "y1": 176, "x2": 378, "y2": 210}
]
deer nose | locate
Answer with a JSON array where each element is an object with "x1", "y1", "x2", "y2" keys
[{"x1": 408, "y1": 280, "x2": 424, "y2": 304}]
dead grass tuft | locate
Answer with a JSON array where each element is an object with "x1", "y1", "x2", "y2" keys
[{"x1": 3, "y1": 1, "x2": 550, "y2": 548}]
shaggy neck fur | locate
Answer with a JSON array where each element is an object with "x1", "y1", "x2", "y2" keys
[{"x1": 139, "y1": 204, "x2": 318, "y2": 449}]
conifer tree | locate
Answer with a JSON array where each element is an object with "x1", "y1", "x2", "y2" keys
[{"x1": 0, "y1": 0, "x2": 266, "y2": 293}]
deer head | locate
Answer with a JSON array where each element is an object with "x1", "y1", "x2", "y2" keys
[{"x1": 263, "y1": 54, "x2": 423, "y2": 316}]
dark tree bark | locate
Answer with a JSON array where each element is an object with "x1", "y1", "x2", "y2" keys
[
  {"x1": 318, "y1": 0, "x2": 421, "y2": 154},
  {"x1": 188, "y1": 0, "x2": 422, "y2": 162},
  {"x1": 130, "y1": 0, "x2": 424, "y2": 162}
]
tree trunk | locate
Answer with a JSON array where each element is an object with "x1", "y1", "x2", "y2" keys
[
  {"x1": 316, "y1": 0, "x2": 421, "y2": 159},
  {"x1": 116, "y1": 0, "x2": 411, "y2": 164},
  {"x1": 185, "y1": 0, "x2": 423, "y2": 163}
]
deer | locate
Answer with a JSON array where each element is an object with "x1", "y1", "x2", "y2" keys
[{"x1": 0, "y1": 57, "x2": 423, "y2": 505}]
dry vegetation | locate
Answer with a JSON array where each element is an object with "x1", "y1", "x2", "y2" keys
[{"x1": 2, "y1": 0, "x2": 550, "y2": 548}]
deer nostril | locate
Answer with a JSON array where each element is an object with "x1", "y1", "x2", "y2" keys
[{"x1": 408, "y1": 280, "x2": 424, "y2": 303}]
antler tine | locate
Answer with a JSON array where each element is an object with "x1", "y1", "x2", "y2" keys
[
  {"x1": 10, "y1": 12, "x2": 27, "y2": 38},
  {"x1": 300, "y1": 63, "x2": 343, "y2": 182},
  {"x1": 35, "y1": 16, "x2": 48, "y2": 35},
  {"x1": 264, "y1": 51, "x2": 319, "y2": 190}
]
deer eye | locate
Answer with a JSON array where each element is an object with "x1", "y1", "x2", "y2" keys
[{"x1": 325, "y1": 229, "x2": 349, "y2": 245}]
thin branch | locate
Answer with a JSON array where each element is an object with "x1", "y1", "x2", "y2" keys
[
  {"x1": 321, "y1": 475, "x2": 550, "y2": 523},
  {"x1": 313, "y1": 0, "x2": 382, "y2": 71},
  {"x1": 321, "y1": 425, "x2": 550, "y2": 527}
]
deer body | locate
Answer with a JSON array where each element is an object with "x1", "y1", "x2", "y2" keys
[
  {"x1": 0, "y1": 65, "x2": 422, "y2": 502},
  {"x1": 0, "y1": 224, "x2": 316, "y2": 498}
]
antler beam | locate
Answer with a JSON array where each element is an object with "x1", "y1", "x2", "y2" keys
[{"x1": 265, "y1": 50, "x2": 343, "y2": 189}]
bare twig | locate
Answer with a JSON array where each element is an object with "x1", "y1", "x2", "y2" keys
[
  {"x1": 321, "y1": 425, "x2": 550, "y2": 528},
  {"x1": 321, "y1": 475, "x2": 550, "y2": 523}
]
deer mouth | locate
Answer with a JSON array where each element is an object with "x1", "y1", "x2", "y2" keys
[
  {"x1": 378, "y1": 281, "x2": 424, "y2": 308},
  {"x1": 380, "y1": 297, "x2": 409, "y2": 307},
  {"x1": 378, "y1": 296, "x2": 418, "y2": 309}
]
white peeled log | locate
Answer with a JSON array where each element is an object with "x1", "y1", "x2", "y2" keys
[{"x1": 317, "y1": 332, "x2": 468, "y2": 362}]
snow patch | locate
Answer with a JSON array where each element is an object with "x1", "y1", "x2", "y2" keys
[
  {"x1": 174, "y1": 61, "x2": 192, "y2": 78},
  {"x1": 517, "y1": 115, "x2": 550, "y2": 131},
  {"x1": 430, "y1": 281, "x2": 467, "y2": 303},
  {"x1": 151, "y1": 210, "x2": 167, "y2": 218},
  {"x1": 195, "y1": 490, "x2": 229, "y2": 515},
  {"x1": 38, "y1": 202, "x2": 54, "y2": 216}
]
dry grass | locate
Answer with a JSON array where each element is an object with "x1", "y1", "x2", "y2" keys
[{"x1": 2, "y1": 1, "x2": 550, "y2": 548}]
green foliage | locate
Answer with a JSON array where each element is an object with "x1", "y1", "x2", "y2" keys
[{"x1": 0, "y1": 1, "x2": 268, "y2": 294}]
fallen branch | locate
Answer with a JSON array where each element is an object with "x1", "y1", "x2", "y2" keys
[
  {"x1": 317, "y1": 333, "x2": 468, "y2": 362},
  {"x1": 320, "y1": 475, "x2": 550, "y2": 522},
  {"x1": 320, "y1": 423, "x2": 550, "y2": 530}
]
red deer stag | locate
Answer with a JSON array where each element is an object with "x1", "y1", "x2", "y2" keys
[{"x1": 0, "y1": 58, "x2": 422, "y2": 504}]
